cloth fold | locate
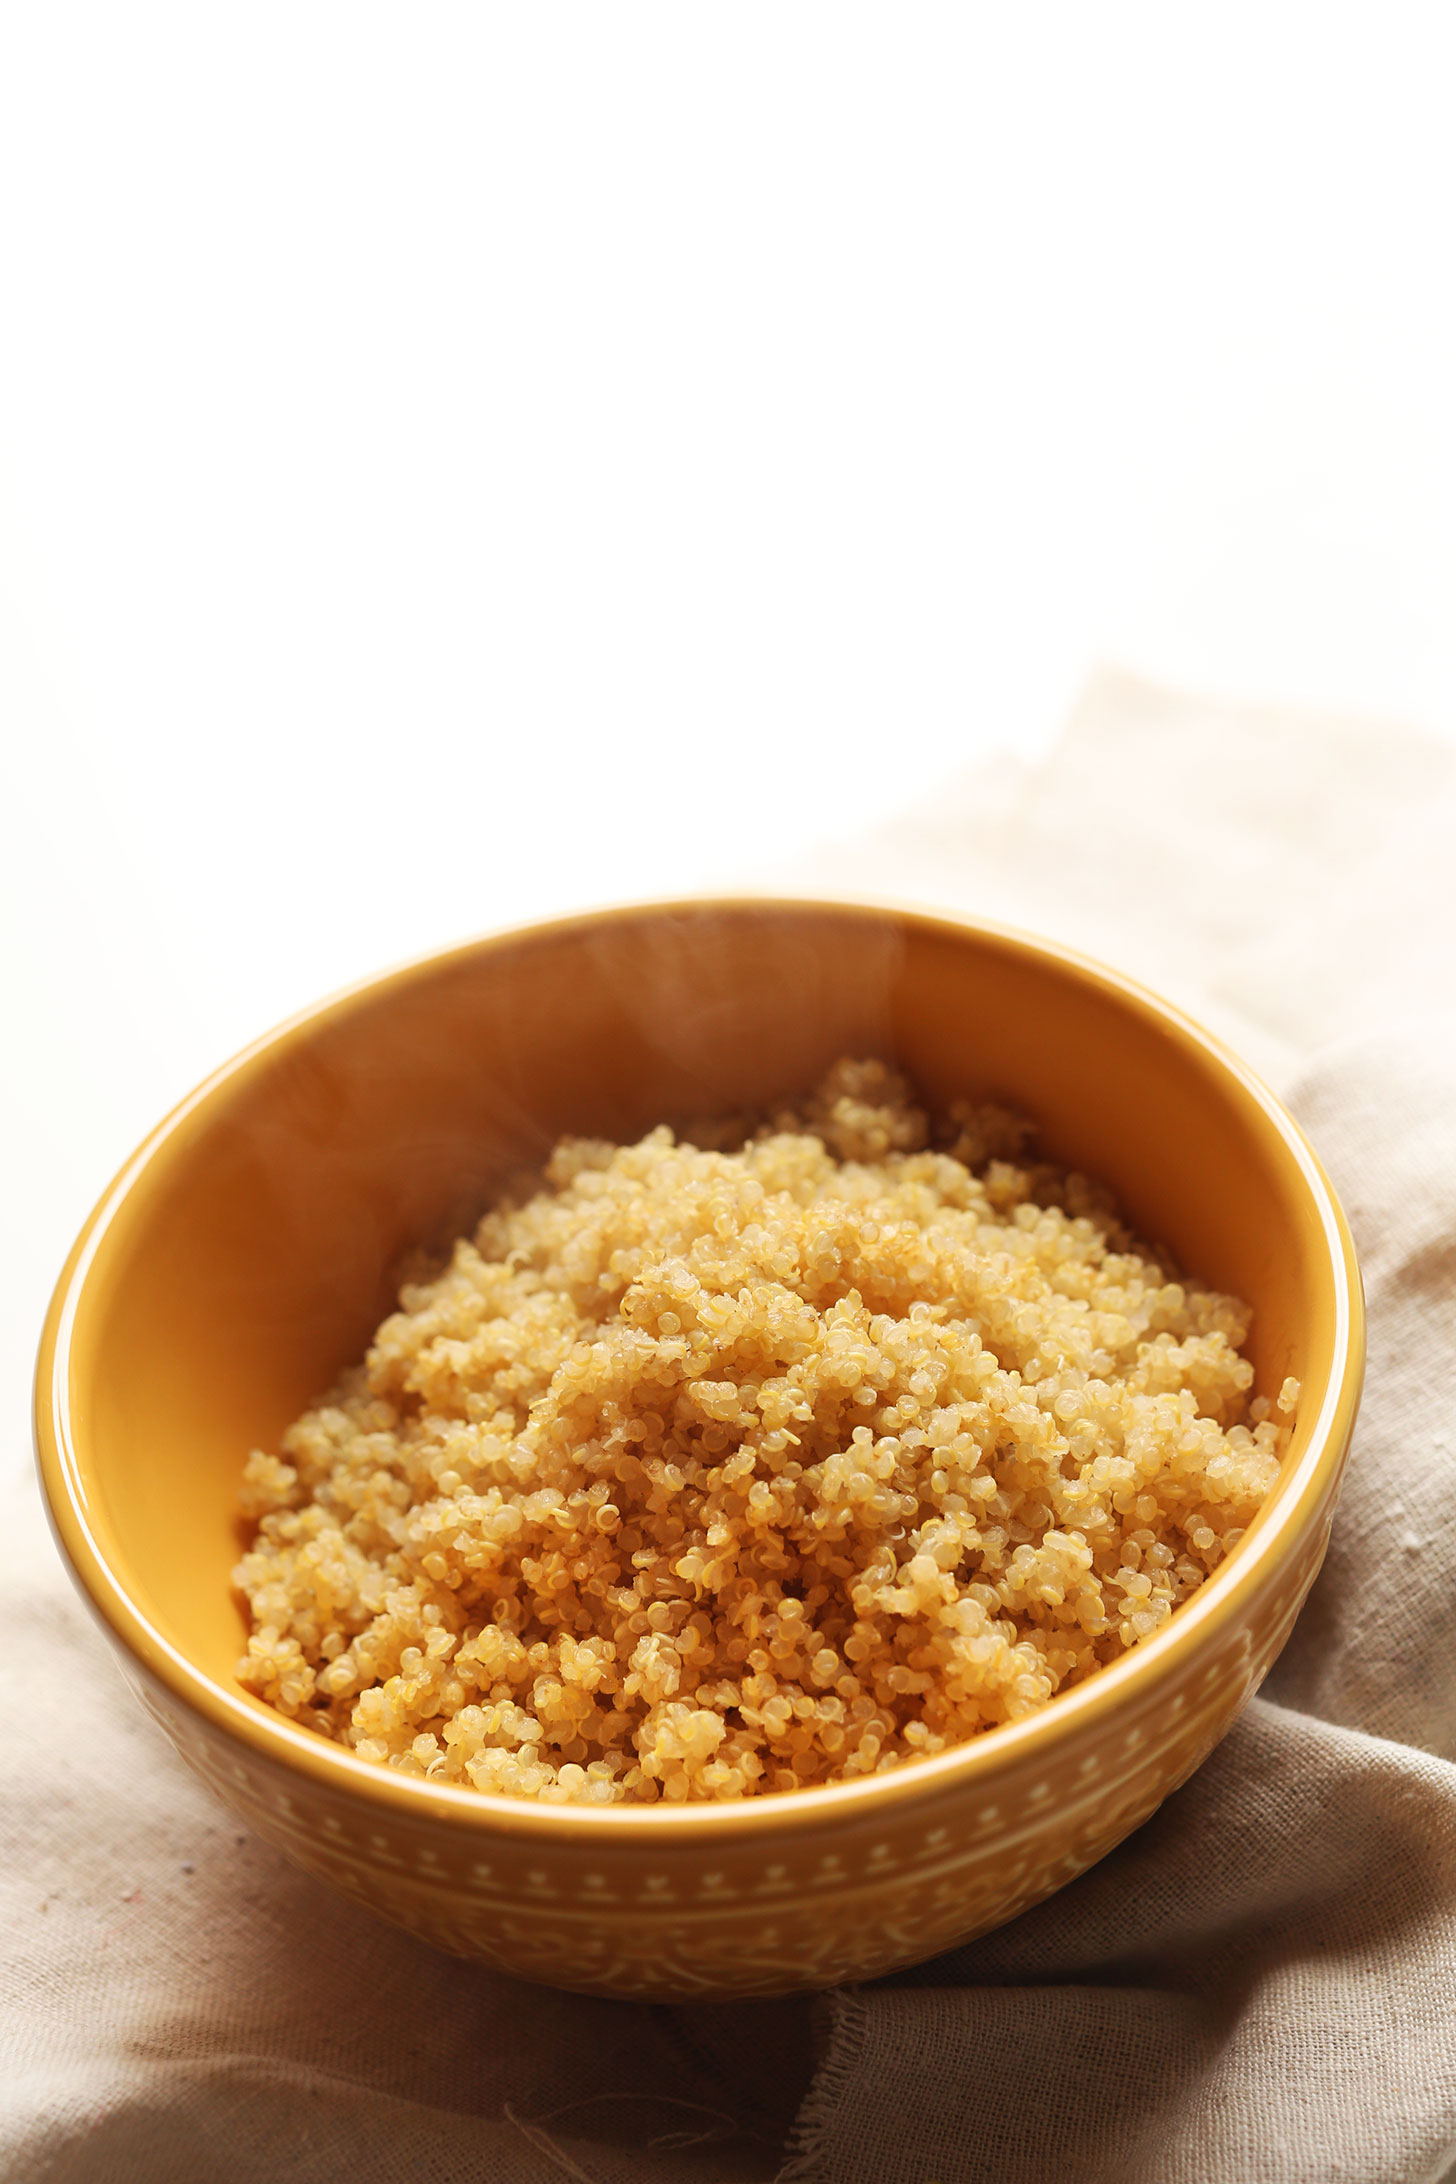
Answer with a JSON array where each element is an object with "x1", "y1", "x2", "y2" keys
[{"x1": 8, "y1": 669, "x2": 1456, "y2": 2182}]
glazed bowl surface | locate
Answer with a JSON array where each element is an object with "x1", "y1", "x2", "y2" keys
[{"x1": 35, "y1": 898, "x2": 1363, "y2": 1999}]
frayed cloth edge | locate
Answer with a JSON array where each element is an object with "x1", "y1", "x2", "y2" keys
[{"x1": 775, "y1": 1988, "x2": 871, "y2": 2183}]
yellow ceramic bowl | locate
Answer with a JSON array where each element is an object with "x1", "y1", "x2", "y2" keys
[{"x1": 35, "y1": 899, "x2": 1363, "y2": 2001}]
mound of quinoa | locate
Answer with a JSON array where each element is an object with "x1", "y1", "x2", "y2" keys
[{"x1": 234, "y1": 1059, "x2": 1297, "y2": 1805}]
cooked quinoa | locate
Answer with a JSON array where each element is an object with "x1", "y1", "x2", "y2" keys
[{"x1": 234, "y1": 1059, "x2": 1298, "y2": 1804}]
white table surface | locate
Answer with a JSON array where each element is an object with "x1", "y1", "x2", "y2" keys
[{"x1": 7, "y1": 2, "x2": 1456, "y2": 1486}]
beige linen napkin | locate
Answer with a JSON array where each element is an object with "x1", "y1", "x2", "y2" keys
[{"x1": 7, "y1": 670, "x2": 1456, "y2": 2183}]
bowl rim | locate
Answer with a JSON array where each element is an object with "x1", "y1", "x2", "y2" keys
[{"x1": 34, "y1": 893, "x2": 1365, "y2": 1846}]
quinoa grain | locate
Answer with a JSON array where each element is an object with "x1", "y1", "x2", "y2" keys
[{"x1": 234, "y1": 1059, "x2": 1293, "y2": 1802}]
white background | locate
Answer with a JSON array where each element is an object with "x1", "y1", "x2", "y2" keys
[{"x1": 6, "y1": 3, "x2": 1456, "y2": 1480}]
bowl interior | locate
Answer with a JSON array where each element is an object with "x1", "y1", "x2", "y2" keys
[{"x1": 55, "y1": 902, "x2": 1339, "y2": 1723}]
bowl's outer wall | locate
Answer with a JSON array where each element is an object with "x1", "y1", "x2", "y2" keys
[{"x1": 41, "y1": 901, "x2": 1361, "y2": 1998}]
